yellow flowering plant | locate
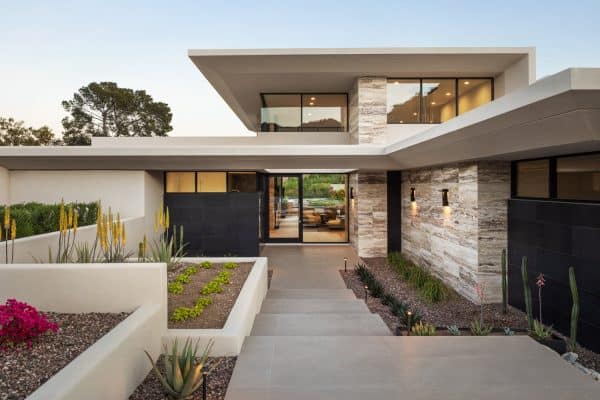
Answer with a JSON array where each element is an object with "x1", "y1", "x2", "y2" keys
[
  {"x1": 146, "y1": 204, "x2": 186, "y2": 267},
  {"x1": 1, "y1": 206, "x2": 18, "y2": 264}
]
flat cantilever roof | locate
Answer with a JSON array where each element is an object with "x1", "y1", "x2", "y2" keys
[{"x1": 188, "y1": 47, "x2": 535, "y2": 131}]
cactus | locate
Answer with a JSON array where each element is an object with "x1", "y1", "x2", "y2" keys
[
  {"x1": 501, "y1": 249, "x2": 508, "y2": 314},
  {"x1": 521, "y1": 256, "x2": 533, "y2": 330},
  {"x1": 568, "y1": 266, "x2": 579, "y2": 352}
]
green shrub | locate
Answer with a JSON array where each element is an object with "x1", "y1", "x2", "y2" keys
[
  {"x1": 0, "y1": 201, "x2": 98, "y2": 239},
  {"x1": 411, "y1": 322, "x2": 436, "y2": 336},
  {"x1": 223, "y1": 262, "x2": 238, "y2": 270},
  {"x1": 200, "y1": 271, "x2": 231, "y2": 295},
  {"x1": 170, "y1": 297, "x2": 213, "y2": 322},
  {"x1": 201, "y1": 280, "x2": 223, "y2": 295},
  {"x1": 168, "y1": 282, "x2": 183, "y2": 294},
  {"x1": 422, "y1": 279, "x2": 449, "y2": 303},
  {"x1": 388, "y1": 252, "x2": 450, "y2": 303}
]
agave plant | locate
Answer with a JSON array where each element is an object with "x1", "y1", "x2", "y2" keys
[{"x1": 145, "y1": 338, "x2": 215, "y2": 400}]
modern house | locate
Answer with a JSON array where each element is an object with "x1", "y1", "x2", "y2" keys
[{"x1": 0, "y1": 47, "x2": 599, "y2": 352}]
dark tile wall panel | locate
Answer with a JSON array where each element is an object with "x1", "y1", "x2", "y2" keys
[
  {"x1": 165, "y1": 192, "x2": 260, "y2": 257},
  {"x1": 387, "y1": 171, "x2": 402, "y2": 253},
  {"x1": 508, "y1": 199, "x2": 600, "y2": 352}
]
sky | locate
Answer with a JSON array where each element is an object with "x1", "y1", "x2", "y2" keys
[{"x1": 1, "y1": 0, "x2": 599, "y2": 137}]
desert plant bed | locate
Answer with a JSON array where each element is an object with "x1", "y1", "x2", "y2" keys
[
  {"x1": 129, "y1": 356, "x2": 236, "y2": 400},
  {"x1": 167, "y1": 261, "x2": 254, "y2": 329},
  {"x1": 340, "y1": 257, "x2": 600, "y2": 372},
  {"x1": 0, "y1": 311, "x2": 129, "y2": 400}
]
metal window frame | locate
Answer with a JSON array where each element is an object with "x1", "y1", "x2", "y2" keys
[
  {"x1": 512, "y1": 151, "x2": 600, "y2": 203},
  {"x1": 386, "y1": 77, "x2": 495, "y2": 124},
  {"x1": 260, "y1": 92, "x2": 349, "y2": 132}
]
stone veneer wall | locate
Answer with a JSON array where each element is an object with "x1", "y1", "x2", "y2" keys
[
  {"x1": 349, "y1": 77, "x2": 387, "y2": 144},
  {"x1": 401, "y1": 162, "x2": 510, "y2": 303},
  {"x1": 349, "y1": 171, "x2": 388, "y2": 257}
]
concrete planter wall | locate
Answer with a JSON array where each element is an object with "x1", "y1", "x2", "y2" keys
[
  {"x1": 163, "y1": 257, "x2": 268, "y2": 356},
  {"x1": 3, "y1": 216, "x2": 146, "y2": 264},
  {"x1": 0, "y1": 262, "x2": 167, "y2": 400}
]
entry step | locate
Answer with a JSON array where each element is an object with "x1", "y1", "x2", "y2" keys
[
  {"x1": 251, "y1": 313, "x2": 391, "y2": 336},
  {"x1": 266, "y1": 288, "x2": 357, "y2": 300},
  {"x1": 260, "y1": 299, "x2": 370, "y2": 314}
]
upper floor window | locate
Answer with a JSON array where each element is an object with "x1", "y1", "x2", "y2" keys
[
  {"x1": 260, "y1": 93, "x2": 347, "y2": 132},
  {"x1": 387, "y1": 78, "x2": 493, "y2": 124}
]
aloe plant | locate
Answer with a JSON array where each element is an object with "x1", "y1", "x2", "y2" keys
[{"x1": 145, "y1": 338, "x2": 215, "y2": 400}]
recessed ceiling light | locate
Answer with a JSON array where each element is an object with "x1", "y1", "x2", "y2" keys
[
  {"x1": 309, "y1": 102, "x2": 314, "y2": 106},
  {"x1": 464, "y1": 81, "x2": 470, "y2": 85},
  {"x1": 412, "y1": 112, "x2": 417, "y2": 116},
  {"x1": 399, "y1": 120, "x2": 404, "y2": 123},
  {"x1": 431, "y1": 101, "x2": 436, "y2": 105},
  {"x1": 310, "y1": 96, "x2": 316, "y2": 101},
  {"x1": 307, "y1": 113, "x2": 312, "y2": 116},
  {"x1": 445, "y1": 92, "x2": 452, "y2": 96},
  {"x1": 394, "y1": 81, "x2": 400, "y2": 85}
]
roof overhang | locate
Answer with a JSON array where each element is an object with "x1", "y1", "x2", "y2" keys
[
  {"x1": 385, "y1": 68, "x2": 600, "y2": 168},
  {"x1": 0, "y1": 68, "x2": 597, "y2": 173},
  {"x1": 188, "y1": 47, "x2": 534, "y2": 131}
]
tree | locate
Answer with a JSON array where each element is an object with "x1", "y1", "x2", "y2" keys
[
  {"x1": 0, "y1": 117, "x2": 58, "y2": 146},
  {"x1": 61, "y1": 82, "x2": 173, "y2": 145}
]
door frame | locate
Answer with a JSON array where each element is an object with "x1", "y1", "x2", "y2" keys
[
  {"x1": 265, "y1": 173, "x2": 303, "y2": 243},
  {"x1": 264, "y1": 173, "x2": 350, "y2": 244}
]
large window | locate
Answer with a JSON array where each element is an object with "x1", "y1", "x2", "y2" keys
[
  {"x1": 557, "y1": 154, "x2": 600, "y2": 201},
  {"x1": 387, "y1": 79, "x2": 420, "y2": 124},
  {"x1": 165, "y1": 172, "x2": 195, "y2": 193},
  {"x1": 514, "y1": 153, "x2": 600, "y2": 202},
  {"x1": 387, "y1": 78, "x2": 493, "y2": 124},
  {"x1": 165, "y1": 172, "x2": 257, "y2": 193},
  {"x1": 515, "y1": 159, "x2": 550, "y2": 198},
  {"x1": 261, "y1": 93, "x2": 347, "y2": 132}
]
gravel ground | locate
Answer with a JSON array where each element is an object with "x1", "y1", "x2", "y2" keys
[
  {"x1": 130, "y1": 356, "x2": 236, "y2": 400},
  {"x1": 341, "y1": 257, "x2": 600, "y2": 373},
  {"x1": 168, "y1": 263, "x2": 253, "y2": 329},
  {"x1": 0, "y1": 312, "x2": 129, "y2": 400}
]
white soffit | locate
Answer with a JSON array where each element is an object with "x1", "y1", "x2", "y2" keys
[{"x1": 188, "y1": 47, "x2": 533, "y2": 131}]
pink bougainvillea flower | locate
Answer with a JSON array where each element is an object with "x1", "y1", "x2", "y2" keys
[{"x1": 0, "y1": 299, "x2": 59, "y2": 350}]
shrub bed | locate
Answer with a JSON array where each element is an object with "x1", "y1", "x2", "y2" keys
[
  {"x1": 388, "y1": 252, "x2": 450, "y2": 303},
  {"x1": 0, "y1": 202, "x2": 98, "y2": 239}
]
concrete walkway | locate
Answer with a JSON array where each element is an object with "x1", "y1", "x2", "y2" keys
[{"x1": 225, "y1": 245, "x2": 599, "y2": 400}]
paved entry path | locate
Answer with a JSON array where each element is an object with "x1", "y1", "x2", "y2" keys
[{"x1": 225, "y1": 245, "x2": 599, "y2": 400}]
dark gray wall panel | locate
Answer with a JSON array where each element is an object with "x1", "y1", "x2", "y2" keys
[
  {"x1": 508, "y1": 199, "x2": 600, "y2": 352},
  {"x1": 165, "y1": 192, "x2": 259, "y2": 257}
]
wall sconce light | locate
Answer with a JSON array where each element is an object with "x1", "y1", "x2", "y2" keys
[
  {"x1": 410, "y1": 187, "x2": 416, "y2": 203},
  {"x1": 350, "y1": 187, "x2": 354, "y2": 199},
  {"x1": 441, "y1": 189, "x2": 449, "y2": 207}
]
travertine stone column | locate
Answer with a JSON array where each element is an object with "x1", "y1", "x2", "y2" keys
[
  {"x1": 349, "y1": 171, "x2": 387, "y2": 258},
  {"x1": 349, "y1": 77, "x2": 387, "y2": 144}
]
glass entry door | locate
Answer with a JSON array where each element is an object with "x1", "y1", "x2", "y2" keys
[
  {"x1": 268, "y1": 175, "x2": 300, "y2": 241},
  {"x1": 266, "y1": 173, "x2": 349, "y2": 243}
]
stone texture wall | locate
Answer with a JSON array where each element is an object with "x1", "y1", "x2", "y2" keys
[
  {"x1": 401, "y1": 162, "x2": 510, "y2": 303},
  {"x1": 349, "y1": 77, "x2": 387, "y2": 144},
  {"x1": 349, "y1": 171, "x2": 388, "y2": 257}
]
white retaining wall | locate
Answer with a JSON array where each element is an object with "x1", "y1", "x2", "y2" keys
[
  {"x1": 0, "y1": 262, "x2": 167, "y2": 400},
  {"x1": 6, "y1": 216, "x2": 146, "y2": 264},
  {"x1": 163, "y1": 257, "x2": 269, "y2": 356}
]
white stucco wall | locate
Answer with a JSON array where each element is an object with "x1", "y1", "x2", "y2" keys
[
  {"x1": 0, "y1": 262, "x2": 167, "y2": 400},
  {"x1": 8, "y1": 170, "x2": 147, "y2": 217},
  {"x1": 7, "y1": 216, "x2": 145, "y2": 263},
  {"x1": 0, "y1": 166, "x2": 9, "y2": 205}
]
